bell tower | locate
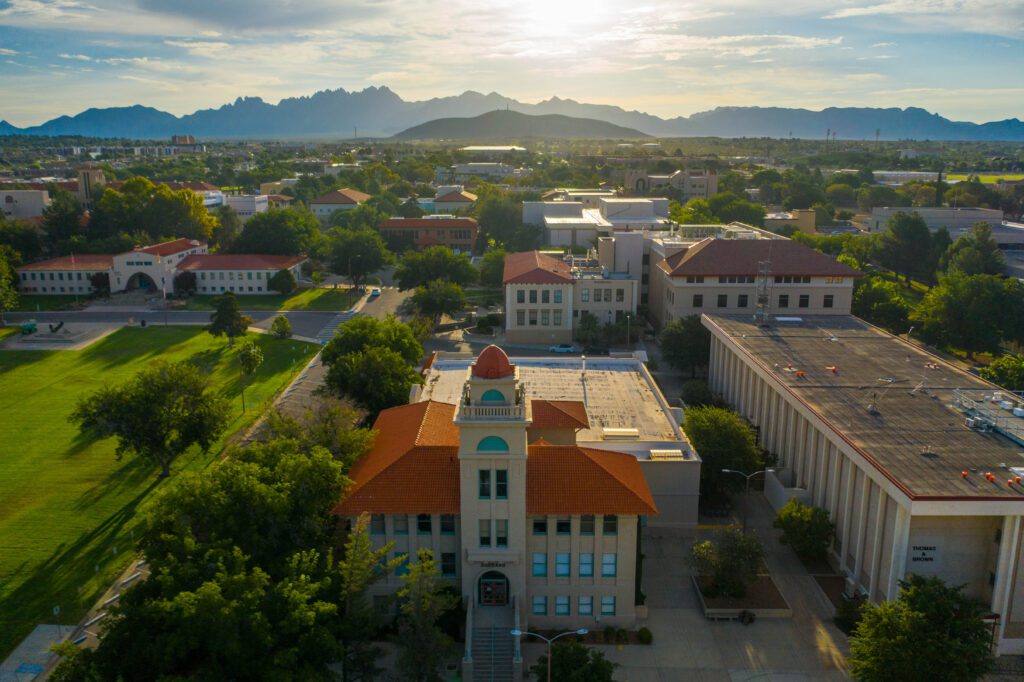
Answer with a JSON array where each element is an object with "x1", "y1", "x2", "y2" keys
[{"x1": 455, "y1": 345, "x2": 531, "y2": 607}]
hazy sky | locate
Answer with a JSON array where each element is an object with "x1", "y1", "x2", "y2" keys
[{"x1": 0, "y1": 0, "x2": 1022, "y2": 127}]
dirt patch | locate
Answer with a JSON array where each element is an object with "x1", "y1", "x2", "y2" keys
[
  {"x1": 814, "y1": 575, "x2": 847, "y2": 609},
  {"x1": 698, "y1": 575, "x2": 788, "y2": 610}
]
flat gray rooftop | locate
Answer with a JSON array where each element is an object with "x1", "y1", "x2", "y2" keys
[
  {"x1": 705, "y1": 314, "x2": 1024, "y2": 500},
  {"x1": 420, "y1": 355, "x2": 686, "y2": 447}
]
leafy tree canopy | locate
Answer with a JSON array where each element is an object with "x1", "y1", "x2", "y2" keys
[{"x1": 394, "y1": 246, "x2": 478, "y2": 290}]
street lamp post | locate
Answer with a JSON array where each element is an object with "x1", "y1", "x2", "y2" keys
[
  {"x1": 721, "y1": 468, "x2": 774, "y2": 532},
  {"x1": 511, "y1": 628, "x2": 588, "y2": 682},
  {"x1": 626, "y1": 314, "x2": 631, "y2": 349}
]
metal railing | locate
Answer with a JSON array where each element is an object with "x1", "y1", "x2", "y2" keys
[{"x1": 460, "y1": 403, "x2": 526, "y2": 419}]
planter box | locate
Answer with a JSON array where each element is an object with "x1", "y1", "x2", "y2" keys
[{"x1": 692, "y1": 575, "x2": 793, "y2": 620}]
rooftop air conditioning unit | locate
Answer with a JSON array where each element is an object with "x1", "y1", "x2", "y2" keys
[{"x1": 602, "y1": 427, "x2": 640, "y2": 440}]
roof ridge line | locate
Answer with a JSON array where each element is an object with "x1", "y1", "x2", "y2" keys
[{"x1": 578, "y1": 446, "x2": 656, "y2": 509}]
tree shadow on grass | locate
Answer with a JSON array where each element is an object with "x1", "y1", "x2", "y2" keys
[
  {"x1": 71, "y1": 455, "x2": 158, "y2": 513},
  {"x1": 61, "y1": 430, "x2": 103, "y2": 459},
  {"x1": 0, "y1": 478, "x2": 160, "y2": 660}
]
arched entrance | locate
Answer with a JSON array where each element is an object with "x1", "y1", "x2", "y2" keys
[
  {"x1": 126, "y1": 272, "x2": 157, "y2": 290},
  {"x1": 478, "y1": 570, "x2": 509, "y2": 606}
]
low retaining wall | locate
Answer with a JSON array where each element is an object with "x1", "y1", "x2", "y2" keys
[{"x1": 692, "y1": 575, "x2": 793, "y2": 619}]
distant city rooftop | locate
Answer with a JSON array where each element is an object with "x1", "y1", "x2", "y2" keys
[
  {"x1": 418, "y1": 354, "x2": 692, "y2": 458},
  {"x1": 705, "y1": 314, "x2": 1024, "y2": 500}
]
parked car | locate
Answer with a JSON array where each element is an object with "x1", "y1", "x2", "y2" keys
[
  {"x1": 369, "y1": 288, "x2": 381, "y2": 298},
  {"x1": 548, "y1": 343, "x2": 579, "y2": 354},
  {"x1": 583, "y1": 345, "x2": 610, "y2": 356}
]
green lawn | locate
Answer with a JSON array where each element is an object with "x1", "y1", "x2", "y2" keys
[
  {"x1": 183, "y1": 287, "x2": 358, "y2": 311},
  {"x1": 0, "y1": 327, "x2": 317, "y2": 657},
  {"x1": 13, "y1": 295, "x2": 85, "y2": 312},
  {"x1": 946, "y1": 173, "x2": 1024, "y2": 183}
]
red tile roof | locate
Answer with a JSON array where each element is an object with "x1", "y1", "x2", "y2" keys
[
  {"x1": 310, "y1": 188, "x2": 371, "y2": 205},
  {"x1": 526, "y1": 445, "x2": 657, "y2": 515},
  {"x1": 503, "y1": 251, "x2": 572, "y2": 285},
  {"x1": 658, "y1": 238, "x2": 862, "y2": 278},
  {"x1": 16, "y1": 254, "x2": 113, "y2": 271},
  {"x1": 472, "y1": 345, "x2": 515, "y2": 379},
  {"x1": 334, "y1": 398, "x2": 655, "y2": 516},
  {"x1": 530, "y1": 400, "x2": 589, "y2": 430},
  {"x1": 336, "y1": 401, "x2": 460, "y2": 515},
  {"x1": 177, "y1": 254, "x2": 306, "y2": 271},
  {"x1": 379, "y1": 217, "x2": 479, "y2": 229},
  {"x1": 435, "y1": 190, "x2": 477, "y2": 203},
  {"x1": 139, "y1": 238, "x2": 205, "y2": 257}
]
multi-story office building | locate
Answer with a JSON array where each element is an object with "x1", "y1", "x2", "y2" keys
[
  {"x1": 623, "y1": 168, "x2": 718, "y2": 201},
  {"x1": 648, "y1": 237, "x2": 860, "y2": 326},
  {"x1": 335, "y1": 344, "x2": 699, "y2": 674},
  {"x1": 703, "y1": 313, "x2": 1024, "y2": 655},
  {"x1": 377, "y1": 216, "x2": 479, "y2": 253},
  {"x1": 502, "y1": 251, "x2": 638, "y2": 344}
]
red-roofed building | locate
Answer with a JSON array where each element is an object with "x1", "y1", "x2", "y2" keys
[
  {"x1": 649, "y1": 236, "x2": 862, "y2": 325},
  {"x1": 334, "y1": 345, "x2": 657, "y2": 635},
  {"x1": 378, "y1": 216, "x2": 478, "y2": 253},
  {"x1": 309, "y1": 187, "x2": 372, "y2": 220},
  {"x1": 433, "y1": 187, "x2": 478, "y2": 212},
  {"x1": 502, "y1": 250, "x2": 639, "y2": 344},
  {"x1": 15, "y1": 237, "x2": 306, "y2": 296}
]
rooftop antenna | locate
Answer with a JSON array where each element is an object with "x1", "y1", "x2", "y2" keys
[{"x1": 754, "y1": 240, "x2": 774, "y2": 326}]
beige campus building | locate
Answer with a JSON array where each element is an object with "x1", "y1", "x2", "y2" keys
[
  {"x1": 335, "y1": 346, "x2": 700, "y2": 677},
  {"x1": 648, "y1": 237, "x2": 860, "y2": 326},
  {"x1": 502, "y1": 251, "x2": 638, "y2": 345},
  {"x1": 704, "y1": 313, "x2": 1024, "y2": 655}
]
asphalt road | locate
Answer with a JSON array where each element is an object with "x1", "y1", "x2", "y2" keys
[
  {"x1": 4, "y1": 310, "x2": 337, "y2": 339},
  {"x1": 358, "y1": 286, "x2": 412, "y2": 320}
]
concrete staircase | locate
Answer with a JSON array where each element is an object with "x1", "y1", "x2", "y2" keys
[
  {"x1": 315, "y1": 310, "x2": 357, "y2": 344},
  {"x1": 470, "y1": 605, "x2": 516, "y2": 682},
  {"x1": 471, "y1": 625, "x2": 514, "y2": 682}
]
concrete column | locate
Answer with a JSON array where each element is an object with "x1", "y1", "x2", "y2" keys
[
  {"x1": 885, "y1": 504, "x2": 911, "y2": 600},
  {"x1": 840, "y1": 459, "x2": 857, "y2": 573},
  {"x1": 828, "y1": 444, "x2": 842, "y2": 521},
  {"x1": 992, "y1": 516, "x2": 1023, "y2": 618},
  {"x1": 867, "y1": 491, "x2": 888, "y2": 600},
  {"x1": 815, "y1": 435, "x2": 828, "y2": 509},
  {"x1": 852, "y1": 475, "x2": 871, "y2": 593},
  {"x1": 708, "y1": 338, "x2": 719, "y2": 394}
]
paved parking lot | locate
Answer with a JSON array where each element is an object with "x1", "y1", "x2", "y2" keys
[{"x1": 522, "y1": 496, "x2": 851, "y2": 681}]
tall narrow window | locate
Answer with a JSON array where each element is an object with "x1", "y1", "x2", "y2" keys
[
  {"x1": 603, "y1": 515, "x2": 618, "y2": 536},
  {"x1": 580, "y1": 515, "x2": 595, "y2": 535},
  {"x1": 602, "y1": 553, "x2": 617, "y2": 577},
  {"x1": 479, "y1": 469, "x2": 491, "y2": 499},
  {"x1": 579, "y1": 553, "x2": 594, "y2": 577},
  {"x1": 479, "y1": 519, "x2": 491, "y2": 547},
  {"x1": 370, "y1": 514, "x2": 385, "y2": 535},
  {"x1": 555, "y1": 596, "x2": 570, "y2": 615},
  {"x1": 393, "y1": 515, "x2": 409, "y2": 535},
  {"x1": 441, "y1": 552, "x2": 456, "y2": 577},
  {"x1": 417, "y1": 514, "x2": 432, "y2": 535},
  {"x1": 496, "y1": 519, "x2": 508, "y2": 547},
  {"x1": 440, "y1": 514, "x2": 455, "y2": 535},
  {"x1": 601, "y1": 596, "x2": 616, "y2": 615},
  {"x1": 578, "y1": 596, "x2": 593, "y2": 615},
  {"x1": 532, "y1": 596, "x2": 547, "y2": 615},
  {"x1": 495, "y1": 469, "x2": 508, "y2": 499},
  {"x1": 556, "y1": 552, "x2": 571, "y2": 577},
  {"x1": 532, "y1": 553, "x2": 547, "y2": 577}
]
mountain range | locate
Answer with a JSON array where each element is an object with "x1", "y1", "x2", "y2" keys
[
  {"x1": 1, "y1": 86, "x2": 1022, "y2": 141},
  {"x1": 394, "y1": 110, "x2": 648, "y2": 140}
]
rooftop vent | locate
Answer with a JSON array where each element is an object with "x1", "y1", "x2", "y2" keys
[
  {"x1": 650, "y1": 449, "x2": 687, "y2": 460},
  {"x1": 602, "y1": 427, "x2": 640, "y2": 440}
]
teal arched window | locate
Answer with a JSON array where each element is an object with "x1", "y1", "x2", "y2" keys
[
  {"x1": 477, "y1": 436, "x2": 510, "y2": 452},
  {"x1": 480, "y1": 389, "x2": 505, "y2": 403}
]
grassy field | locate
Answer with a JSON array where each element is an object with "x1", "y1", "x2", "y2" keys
[
  {"x1": 946, "y1": 173, "x2": 1024, "y2": 183},
  {"x1": 183, "y1": 286, "x2": 358, "y2": 311},
  {"x1": 0, "y1": 327, "x2": 317, "y2": 657}
]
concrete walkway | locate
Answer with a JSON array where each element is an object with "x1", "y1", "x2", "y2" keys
[{"x1": 522, "y1": 496, "x2": 850, "y2": 681}]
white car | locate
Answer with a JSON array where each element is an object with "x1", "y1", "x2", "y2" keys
[
  {"x1": 369, "y1": 288, "x2": 381, "y2": 298},
  {"x1": 548, "y1": 343, "x2": 578, "y2": 354}
]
